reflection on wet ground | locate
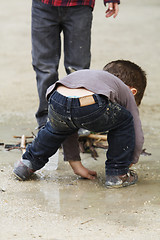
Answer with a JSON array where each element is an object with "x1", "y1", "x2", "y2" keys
[
  {"x1": 0, "y1": 121, "x2": 160, "y2": 239},
  {"x1": 1, "y1": 130, "x2": 160, "y2": 215}
]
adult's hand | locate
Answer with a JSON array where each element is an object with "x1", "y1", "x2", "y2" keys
[{"x1": 105, "y1": 2, "x2": 119, "y2": 18}]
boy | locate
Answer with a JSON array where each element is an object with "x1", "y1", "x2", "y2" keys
[{"x1": 13, "y1": 60, "x2": 147, "y2": 188}]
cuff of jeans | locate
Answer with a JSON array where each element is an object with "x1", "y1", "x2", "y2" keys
[
  {"x1": 104, "y1": 0, "x2": 120, "y2": 5},
  {"x1": 106, "y1": 167, "x2": 128, "y2": 176}
]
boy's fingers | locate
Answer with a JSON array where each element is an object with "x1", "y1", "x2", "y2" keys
[
  {"x1": 88, "y1": 170, "x2": 97, "y2": 179},
  {"x1": 87, "y1": 174, "x2": 96, "y2": 180},
  {"x1": 89, "y1": 170, "x2": 97, "y2": 176}
]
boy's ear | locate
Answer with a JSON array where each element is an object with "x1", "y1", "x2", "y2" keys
[{"x1": 130, "y1": 87, "x2": 137, "y2": 96}]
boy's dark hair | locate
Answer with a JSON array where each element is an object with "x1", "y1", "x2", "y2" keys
[{"x1": 103, "y1": 60, "x2": 147, "y2": 106}]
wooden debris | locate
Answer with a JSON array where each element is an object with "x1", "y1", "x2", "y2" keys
[
  {"x1": 1, "y1": 132, "x2": 152, "y2": 160},
  {"x1": 4, "y1": 135, "x2": 34, "y2": 152},
  {"x1": 78, "y1": 133, "x2": 152, "y2": 159},
  {"x1": 87, "y1": 134, "x2": 107, "y2": 141},
  {"x1": 93, "y1": 141, "x2": 108, "y2": 149},
  {"x1": 13, "y1": 135, "x2": 33, "y2": 139},
  {"x1": 141, "y1": 148, "x2": 151, "y2": 156},
  {"x1": 81, "y1": 219, "x2": 93, "y2": 225},
  {"x1": 79, "y1": 133, "x2": 107, "y2": 160},
  {"x1": 20, "y1": 135, "x2": 26, "y2": 154},
  {"x1": 5, "y1": 146, "x2": 21, "y2": 151}
]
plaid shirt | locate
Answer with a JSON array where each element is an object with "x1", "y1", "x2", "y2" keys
[{"x1": 41, "y1": 0, "x2": 120, "y2": 9}]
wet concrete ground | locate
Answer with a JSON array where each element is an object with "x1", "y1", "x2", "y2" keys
[
  {"x1": 0, "y1": 0, "x2": 160, "y2": 239},
  {"x1": 0, "y1": 126, "x2": 160, "y2": 239}
]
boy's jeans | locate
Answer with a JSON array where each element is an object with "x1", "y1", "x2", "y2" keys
[
  {"x1": 23, "y1": 91, "x2": 135, "y2": 176},
  {"x1": 32, "y1": 0, "x2": 92, "y2": 127}
]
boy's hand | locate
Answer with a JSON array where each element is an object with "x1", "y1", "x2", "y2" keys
[
  {"x1": 105, "y1": 3, "x2": 119, "y2": 18},
  {"x1": 69, "y1": 161, "x2": 97, "y2": 180}
]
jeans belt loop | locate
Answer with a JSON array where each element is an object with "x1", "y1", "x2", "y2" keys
[{"x1": 94, "y1": 94, "x2": 102, "y2": 107}]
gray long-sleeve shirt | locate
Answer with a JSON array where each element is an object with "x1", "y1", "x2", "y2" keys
[{"x1": 46, "y1": 69, "x2": 144, "y2": 164}]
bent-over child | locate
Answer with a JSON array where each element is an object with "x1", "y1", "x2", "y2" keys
[{"x1": 13, "y1": 60, "x2": 147, "y2": 188}]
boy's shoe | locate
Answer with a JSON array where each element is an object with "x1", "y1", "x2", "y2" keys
[
  {"x1": 105, "y1": 170, "x2": 138, "y2": 188},
  {"x1": 78, "y1": 128, "x2": 91, "y2": 137},
  {"x1": 13, "y1": 159, "x2": 35, "y2": 181}
]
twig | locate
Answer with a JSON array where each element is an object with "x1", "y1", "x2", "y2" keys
[
  {"x1": 87, "y1": 134, "x2": 107, "y2": 141},
  {"x1": 81, "y1": 219, "x2": 93, "y2": 225},
  {"x1": 6, "y1": 146, "x2": 21, "y2": 151},
  {"x1": 13, "y1": 135, "x2": 33, "y2": 139},
  {"x1": 20, "y1": 135, "x2": 26, "y2": 154}
]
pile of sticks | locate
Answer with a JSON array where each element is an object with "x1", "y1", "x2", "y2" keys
[
  {"x1": 2, "y1": 133, "x2": 107, "y2": 160},
  {"x1": 79, "y1": 133, "x2": 108, "y2": 160},
  {"x1": 1, "y1": 134, "x2": 35, "y2": 154},
  {"x1": 1, "y1": 132, "x2": 151, "y2": 159}
]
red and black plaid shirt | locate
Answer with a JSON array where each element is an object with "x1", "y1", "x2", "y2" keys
[{"x1": 41, "y1": 0, "x2": 120, "y2": 9}]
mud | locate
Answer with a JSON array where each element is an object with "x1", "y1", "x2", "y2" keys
[{"x1": 0, "y1": 0, "x2": 160, "y2": 239}]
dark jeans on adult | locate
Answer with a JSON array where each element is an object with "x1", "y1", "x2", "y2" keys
[
  {"x1": 32, "y1": 0, "x2": 93, "y2": 127},
  {"x1": 23, "y1": 91, "x2": 135, "y2": 176}
]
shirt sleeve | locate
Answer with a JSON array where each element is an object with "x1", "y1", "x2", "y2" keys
[
  {"x1": 125, "y1": 95, "x2": 144, "y2": 164},
  {"x1": 62, "y1": 132, "x2": 81, "y2": 161},
  {"x1": 104, "y1": 0, "x2": 120, "y2": 5},
  {"x1": 131, "y1": 107, "x2": 144, "y2": 164}
]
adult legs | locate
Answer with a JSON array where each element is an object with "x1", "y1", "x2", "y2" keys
[
  {"x1": 32, "y1": 0, "x2": 61, "y2": 127},
  {"x1": 32, "y1": 4, "x2": 93, "y2": 128},
  {"x1": 62, "y1": 6, "x2": 93, "y2": 73}
]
